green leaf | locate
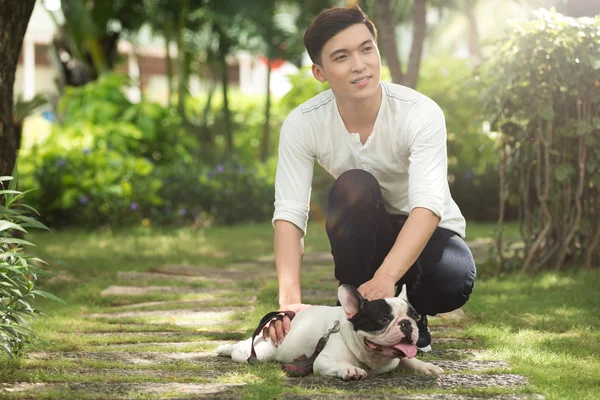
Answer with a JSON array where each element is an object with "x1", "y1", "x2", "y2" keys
[
  {"x1": 554, "y1": 164, "x2": 575, "y2": 182},
  {"x1": 0, "y1": 238, "x2": 36, "y2": 247},
  {"x1": 0, "y1": 221, "x2": 27, "y2": 233},
  {"x1": 31, "y1": 290, "x2": 67, "y2": 305},
  {"x1": 541, "y1": 107, "x2": 555, "y2": 121},
  {"x1": 0, "y1": 176, "x2": 14, "y2": 183}
]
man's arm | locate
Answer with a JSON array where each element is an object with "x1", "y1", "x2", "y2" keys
[
  {"x1": 264, "y1": 220, "x2": 311, "y2": 346},
  {"x1": 274, "y1": 219, "x2": 304, "y2": 307},
  {"x1": 359, "y1": 99, "x2": 447, "y2": 300},
  {"x1": 358, "y1": 207, "x2": 439, "y2": 300}
]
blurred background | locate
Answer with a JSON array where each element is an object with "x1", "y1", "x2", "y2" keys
[{"x1": 3, "y1": 0, "x2": 600, "y2": 272}]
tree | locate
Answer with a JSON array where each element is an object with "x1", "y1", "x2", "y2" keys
[
  {"x1": 365, "y1": 0, "x2": 427, "y2": 89},
  {"x1": 0, "y1": 0, "x2": 36, "y2": 179}
]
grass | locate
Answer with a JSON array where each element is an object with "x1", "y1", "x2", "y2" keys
[{"x1": 0, "y1": 220, "x2": 599, "y2": 399}]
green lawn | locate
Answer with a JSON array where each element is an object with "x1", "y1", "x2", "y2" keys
[{"x1": 1, "y1": 220, "x2": 599, "y2": 399}]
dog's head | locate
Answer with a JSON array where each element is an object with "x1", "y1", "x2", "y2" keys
[{"x1": 338, "y1": 284, "x2": 420, "y2": 359}]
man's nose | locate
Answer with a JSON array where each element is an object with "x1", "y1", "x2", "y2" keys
[{"x1": 351, "y1": 55, "x2": 367, "y2": 71}]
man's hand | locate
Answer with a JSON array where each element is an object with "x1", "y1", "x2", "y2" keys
[
  {"x1": 262, "y1": 303, "x2": 312, "y2": 347},
  {"x1": 357, "y1": 274, "x2": 396, "y2": 300}
]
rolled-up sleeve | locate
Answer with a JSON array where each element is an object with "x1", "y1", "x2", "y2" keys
[
  {"x1": 272, "y1": 111, "x2": 315, "y2": 236},
  {"x1": 405, "y1": 100, "x2": 447, "y2": 219}
]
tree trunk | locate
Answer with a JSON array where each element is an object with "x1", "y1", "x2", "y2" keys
[
  {"x1": 260, "y1": 58, "x2": 272, "y2": 161},
  {"x1": 165, "y1": 19, "x2": 174, "y2": 108},
  {"x1": 374, "y1": 0, "x2": 404, "y2": 84},
  {"x1": 405, "y1": 0, "x2": 427, "y2": 89},
  {"x1": 464, "y1": 1, "x2": 481, "y2": 65},
  {"x1": 220, "y1": 53, "x2": 233, "y2": 154},
  {"x1": 0, "y1": 0, "x2": 36, "y2": 178}
]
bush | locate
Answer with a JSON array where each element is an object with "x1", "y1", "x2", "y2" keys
[
  {"x1": 479, "y1": 9, "x2": 600, "y2": 271},
  {"x1": 0, "y1": 167, "x2": 64, "y2": 357},
  {"x1": 417, "y1": 56, "x2": 503, "y2": 221},
  {"x1": 19, "y1": 74, "x2": 193, "y2": 227}
]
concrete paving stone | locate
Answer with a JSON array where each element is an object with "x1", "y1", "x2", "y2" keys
[
  {"x1": 1, "y1": 382, "x2": 245, "y2": 399},
  {"x1": 150, "y1": 264, "x2": 277, "y2": 280},
  {"x1": 87, "y1": 307, "x2": 250, "y2": 320},
  {"x1": 432, "y1": 308, "x2": 466, "y2": 321},
  {"x1": 100, "y1": 285, "x2": 223, "y2": 297},
  {"x1": 109, "y1": 297, "x2": 256, "y2": 310},
  {"x1": 431, "y1": 360, "x2": 509, "y2": 372},
  {"x1": 249, "y1": 252, "x2": 334, "y2": 266},
  {"x1": 421, "y1": 348, "x2": 483, "y2": 360},
  {"x1": 293, "y1": 373, "x2": 527, "y2": 390},
  {"x1": 430, "y1": 338, "x2": 475, "y2": 345},
  {"x1": 97, "y1": 340, "x2": 231, "y2": 350},
  {"x1": 282, "y1": 394, "x2": 544, "y2": 400},
  {"x1": 75, "y1": 331, "x2": 247, "y2": 340},
  {"x1": 117, "y1": 271, "x2": 234, "y2": 284},
  {"x1": 29, "y1": 351, "x2": 233, "y2": 365}
]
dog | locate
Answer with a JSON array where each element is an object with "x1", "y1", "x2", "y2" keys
[{"x1": 216, "y1": 284, "x2": 443, "y2": 380}]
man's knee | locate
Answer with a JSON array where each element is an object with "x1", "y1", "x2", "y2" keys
[{"x1": 329, "y1": 169, "x2": 380, "y2": 208}]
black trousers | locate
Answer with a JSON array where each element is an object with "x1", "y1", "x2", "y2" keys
[{"x1": 325, "y1": 169, "x2": 476, "y2": 316}]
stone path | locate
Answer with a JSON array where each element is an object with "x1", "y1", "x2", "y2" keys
[{"x1": 2, "y1": 249, "x2": 543, "y2": 399}]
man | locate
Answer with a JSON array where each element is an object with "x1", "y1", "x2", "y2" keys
[{"x1": 265, "y1": 5, "x2": 476, "y2": 353}]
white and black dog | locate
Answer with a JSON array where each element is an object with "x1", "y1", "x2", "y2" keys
[{"x1": 216, "y1": 284, "x2": 443, "y2": 380}]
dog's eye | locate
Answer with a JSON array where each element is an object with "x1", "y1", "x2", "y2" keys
[{"x1": 379, "y1": 316, "x2": 391, "y2": 324}]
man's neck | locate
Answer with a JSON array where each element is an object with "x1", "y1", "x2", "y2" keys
[{"x1": 335, "y1": 83, "x2": 382, "y2": 134}]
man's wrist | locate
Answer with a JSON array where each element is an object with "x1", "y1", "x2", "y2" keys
[{"x1": 376, "y1": 259, "x2": 405, "y2": 282}]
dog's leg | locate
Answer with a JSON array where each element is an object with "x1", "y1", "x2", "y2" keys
[
  {"x1": 371, "y1": 358, "x2": 401, "y2": 375},
  {"x1": 219, "y1": 337, "x2": 278, "y2": 364},
  {"x1": 399, "y1": 357, "x2": 443, "y2": 375},
  {"x1": 313, "y1": 354, "x2": 368, "y2": 380}
]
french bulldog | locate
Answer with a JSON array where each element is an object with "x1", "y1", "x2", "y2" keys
[{"x1": 216, "y1": 284, "x2": 443, "y2": 380}]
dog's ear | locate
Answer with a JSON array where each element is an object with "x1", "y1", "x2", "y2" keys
[
  {"x1": 338, "y1": 285, "x2": 366, "y2": 320},
  {"x1": 398, "y1": 284, "x2": 408, "y2": 302}
]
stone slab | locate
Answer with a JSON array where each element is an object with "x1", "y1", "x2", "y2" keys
[
  {"x1": 282, "y1": 394, "x2": 544, "y2": 400},
  {"x1": 109, "y1": 297, "x2": 256, "y2": 310},
  {"x1": 29, "y1": 351, "x2": 230, "y2": 365},
  {"x1": 87, "y1": 307, "x2": 249, "y2": 320},
  {"x1": 249, "y1": 252, "x2": 334, "y2": 265},
  {"x1": 150, "y1": 264, "x2": 277, "y2": 280},
  {"x1": 117, "y1": 271, "x2": 233, "y2": 284},
  {"x1": 294, "y1": 373, "x2": 527, "y2": 390},
  {"x1": 97, "y1": 340, "x2": 231, "y2": 350},
  {"x1": 1, "y1": 382, "x2": 244, "y2": 399},
  {"x1": 100, "y1": 285, "x2": 221, "y2": 297},
  {"x1": 432, "y1": 360, "x2": 509, "y2": 372}
]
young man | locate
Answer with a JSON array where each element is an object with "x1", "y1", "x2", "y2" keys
[{"x1": 266, "y1": 5, "x2": 476, "y2": 352}]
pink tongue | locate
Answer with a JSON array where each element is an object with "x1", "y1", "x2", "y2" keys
[{"x1": 392, "y1": 343, "x2": 417, "y2": 358}]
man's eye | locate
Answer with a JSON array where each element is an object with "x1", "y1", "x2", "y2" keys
[
  {"x1": 335, "y1": 55, "x2": 347, "y2": 61},
  {"x1": 379, "y1": 316, "x2": 390, "y2": 324},
  {"x1": 363, "y1": 46, "x2": 373, "y2": 52}
]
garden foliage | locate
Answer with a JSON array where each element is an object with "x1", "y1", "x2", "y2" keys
[
  {"x1": 0, "y1": 166, "x2": 64, "y2": 357},
  {"x1": 480, "y1": 9, "x2": 600, "y2": 271}
]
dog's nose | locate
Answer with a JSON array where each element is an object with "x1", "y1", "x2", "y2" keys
[{"x1": 398, "y1": 319, "x2": 412, "y2": 329}]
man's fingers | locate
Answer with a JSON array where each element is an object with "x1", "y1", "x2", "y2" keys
[{"x1": 282, "y1": 315, "x2": 291, "y2": 334}]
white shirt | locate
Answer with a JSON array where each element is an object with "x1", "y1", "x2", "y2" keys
[{"x1": 272, "y1": 81, "x2": 466, "y2": 238}]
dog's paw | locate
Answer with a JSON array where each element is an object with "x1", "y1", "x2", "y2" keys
[
  {"x1": 341, "y1": 366, "x2": 368, "y2": 381},
  {"x1": 416, "y1": 361, "x2": 443, "y2": 375}
]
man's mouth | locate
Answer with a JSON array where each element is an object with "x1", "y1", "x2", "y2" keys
[
  {"x1": 352, "y1": 76, "x2": 370, "y2": 85},
  {"x1": 364, "y1": 338, "x2": 417, "y2": 359}
]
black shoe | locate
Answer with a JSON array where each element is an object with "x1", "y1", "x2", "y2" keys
[{"x1": 415, "y1": 315, "x2": 431, "y2": 353}]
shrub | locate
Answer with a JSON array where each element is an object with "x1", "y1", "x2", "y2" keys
[
  {"x1": 0, "y1": 166, "x2": 64, "y2": 357},
  {"x1": 19, "y1": 74, "x2": 193, "y2": 228},
  {"x1": 479, "y1": 9, "x2": 600, "y2": 271}
]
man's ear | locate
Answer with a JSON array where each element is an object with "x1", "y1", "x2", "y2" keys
[
  {"x1": 398, "y1": 284, "x2": 408, "y2": 302},
  {"x1": 312, "y1": 63, "x2": 327, "y2": 83},
  {"x1": 338, "y1": 284, "x2": 366, "y2": 320}
]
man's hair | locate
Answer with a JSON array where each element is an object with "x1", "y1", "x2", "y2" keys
[{"x1": 303, "y1": 6, "x2": 378, "y2": 66}]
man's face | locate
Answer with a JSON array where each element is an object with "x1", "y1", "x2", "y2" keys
[{"x1": 312, "y1": 23, "x2": 381, "y2": 102}]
